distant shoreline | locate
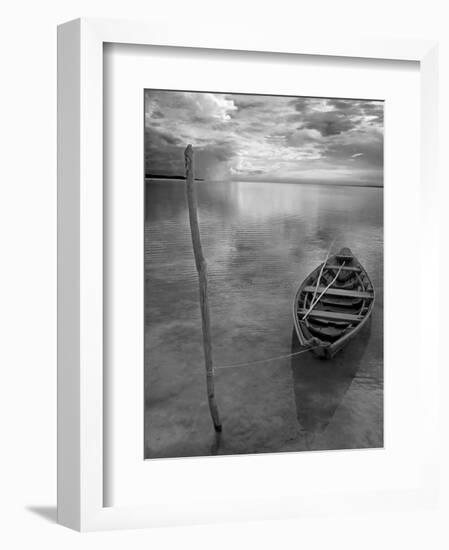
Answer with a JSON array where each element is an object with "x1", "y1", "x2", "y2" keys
[{"x1": 145, "y1": 174, "x2": 204, "y2": 181}]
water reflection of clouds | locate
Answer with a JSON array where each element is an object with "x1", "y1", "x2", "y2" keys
[{"x1": 145, "y1": 180, "x2": 383, "y2": 295}]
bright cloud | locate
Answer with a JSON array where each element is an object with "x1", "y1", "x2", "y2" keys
[{"x1": 144, "y1": 91, "x2": 383, "y2": 185}]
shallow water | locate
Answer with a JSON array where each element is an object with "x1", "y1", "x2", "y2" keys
[{"x1": 144, "y1": 180, "x2": 383, "y2": 458}]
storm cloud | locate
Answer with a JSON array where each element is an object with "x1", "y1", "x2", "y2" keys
[{"x1": 144, "y1": 91, "x2": 383, "y2": 185}]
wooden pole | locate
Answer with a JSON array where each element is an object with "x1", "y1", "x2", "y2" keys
[{"x1": 184, "y1": 145, "x2": 222, "y2": 432}]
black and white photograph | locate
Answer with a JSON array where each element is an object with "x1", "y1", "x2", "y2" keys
[{"x1": 144, "y1": 90, "x2": 383, "y2": 459}]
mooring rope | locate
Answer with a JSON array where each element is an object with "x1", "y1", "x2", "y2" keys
[
  {"x1": 310, "y1": 239, "x2": 335, "y2": 308},
  {"x1": 302, "y1": 261, "x2": 346, "y2": 321},
  {"x1": 213, "y1": 345, "x2": 321, "y2": 371}
]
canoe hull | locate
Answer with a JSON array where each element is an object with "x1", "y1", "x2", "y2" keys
[{"x1": 293, "y1": 250, "x2": 375, "y2": 359}]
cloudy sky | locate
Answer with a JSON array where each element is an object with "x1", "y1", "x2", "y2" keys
[{"x1": 144, "y1": 90, "x2": 383, "y2": 186}]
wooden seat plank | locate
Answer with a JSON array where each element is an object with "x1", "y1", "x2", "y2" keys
[
  {"x1": 324, "y1": 265, "x2": 361, "y2": 272},
  {"x1": 297, "y1": 309, "x2": 362, "y2": 322},
  {"x1": 303, "y1": 285, "x2": 373, "y2": 299}
]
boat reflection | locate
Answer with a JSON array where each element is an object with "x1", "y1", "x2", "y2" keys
[{"x1": 290, "y1": 323, "x2": 370, "y2": 448}]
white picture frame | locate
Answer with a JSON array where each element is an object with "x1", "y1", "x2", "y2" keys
[{"x1": 57, "y1": 17, "x2": 440, "y2": 531}]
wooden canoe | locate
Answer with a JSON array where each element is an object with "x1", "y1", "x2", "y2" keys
[{"x1": 293, "y1": 247, "x2": 375, "y2": 359}]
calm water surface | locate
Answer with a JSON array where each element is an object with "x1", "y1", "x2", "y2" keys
[{"x1": 144, "y1": 180, "x2": 383, "y2": 458}]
